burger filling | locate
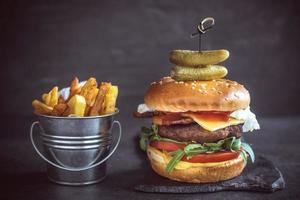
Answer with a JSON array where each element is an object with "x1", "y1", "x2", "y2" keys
[
  {"x1": 158, "y1": 123, "x2": 242, "y2": 143},
  {"x1": 136, "y1": 104, "x2": 259, "y2": 173},
  {"x1": 139, "y1": 124, "x2": 254, "y2": 173},
  {"x1": 135, "y1": 103, "x2": 260, "y2": 132},
  {"x1": 147, "y1": 146, "x2": 244, "y2": 170}
]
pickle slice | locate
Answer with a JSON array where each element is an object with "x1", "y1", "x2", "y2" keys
[
  {"x1": 170, "y1": 65, "x2": 228, "y2": 81},
  {"x1": 169, "y1": 49, "x2": 229, "y2": 67}
]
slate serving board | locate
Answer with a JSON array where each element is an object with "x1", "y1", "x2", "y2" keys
[{"x1": 135, "y1": 156, "x2": 285, "y2": 193}]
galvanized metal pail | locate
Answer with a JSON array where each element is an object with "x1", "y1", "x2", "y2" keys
[{"x1": 30, "y1": 110, "x2": 121, "y2": 186}]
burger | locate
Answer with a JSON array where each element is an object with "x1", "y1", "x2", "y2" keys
[{"x1": 134, "y1": 50, "x2": 260, "y2": 183}]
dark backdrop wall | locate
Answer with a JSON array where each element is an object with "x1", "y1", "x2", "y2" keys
[{"x1": 1, "y1": 0, "x2": 299, "y2": 117}]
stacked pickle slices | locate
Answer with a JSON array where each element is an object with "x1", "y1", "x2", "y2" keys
[{"x1": 169, "y1": 49, "x2": 229, "y2": 81}]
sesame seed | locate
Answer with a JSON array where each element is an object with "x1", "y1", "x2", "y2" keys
[
  {"x1": 211, "y1": 87, "x2": 216, "y2": 91},
  {"x1": 179, "y1": 81, "x2": 184, "y2": 84},
  {"x1": 218, "y1": 91, "x2": 222, "y2": 94}
]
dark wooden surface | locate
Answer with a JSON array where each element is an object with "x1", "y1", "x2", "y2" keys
[{"x1": 0, "y1": 104, "x2": 299, "y2": 199}]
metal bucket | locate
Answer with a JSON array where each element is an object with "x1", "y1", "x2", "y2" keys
[{"x1": 30, "y1": 110, "x2": 121, "y2": 186}]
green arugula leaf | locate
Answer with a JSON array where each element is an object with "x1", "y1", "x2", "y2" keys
[
  {"x1": 224, "y1": 137, "x2": 235, "y2": 150},
  {"x1": 184, "y1": 144, "x2": 205, "y2": 152},
  {"x1": 208, "y1": 146, "x2": 222, "y2": 152},
  {"x1": 169, "y1": 150, "x2": 180, "y2": 156},
  {"x1": 166, "y1": 149, "x2": 185, "y2": 173},
  {"x1": 204, "y1": 139, "x2": 225, "y2": 148},
  {"x1": 242, "y1": 142, "x2": 255, "y2": 163},
  {"x1": 141, "y1": 126, "x2": 151, "y2": 134},
  {"x1": 203, "y1": 139, "x2": 225, "y2": 152},
  {"x1": 149, "y1": 133, "x2": 161, "y2": 141},
  {"x1": 185, "y1": 149, "x2": 208, "y2": 159},
  {"x1": 150, "y1": 133, "x2": 186, "y2": 144},
  {"x1": 160, "y1": 137, "x2": 187, "y2": 144},
  {"x1": 184, "y1": 144, "x2": 207, "y2": 158},
  {"x1": 151, "y1": 124, "x2": 158, "y2": 134},
  {"x1": 217, "y1": 139, "x2": 226, "y2": 146},
  {"x1": 232, "y1": 138, "x2": 241, "y2": 151},
  {"x1": 240, "y1": 150, "x2": 248, "y2": 163},
  {"x1": 139, "y1": 126, "x2": 156, "y2": 151},
  {"x1": 139, "y1": 132, "x2": 149, "y2": 151}
]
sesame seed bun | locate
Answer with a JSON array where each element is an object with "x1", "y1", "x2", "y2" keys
[
  {"x1": 144, "y1": 77, "x2": 250, "y2": 112},
  {"x1": 147, "y1": 146, "x2": 246, "y2": 183}
]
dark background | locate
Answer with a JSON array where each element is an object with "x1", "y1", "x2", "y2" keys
[
  {"x1": 1, "y1": 0, "x2": 300, "y2": 117},
  {"x1": 1, "y1": 0, "x2": 300, "y2": 200}
]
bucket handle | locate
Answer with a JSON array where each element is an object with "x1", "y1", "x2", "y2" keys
[{"x1": 30, "y1": 120, "x2": 122, "y2": 172}]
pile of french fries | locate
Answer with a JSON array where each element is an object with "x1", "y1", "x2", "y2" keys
[{"x1": 32, "y1": 77, "x2": 118, "y2": 117}]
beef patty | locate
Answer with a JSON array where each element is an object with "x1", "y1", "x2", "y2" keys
[{"x1": 158, "y1": 123, "x2": 242, "y2": 143}]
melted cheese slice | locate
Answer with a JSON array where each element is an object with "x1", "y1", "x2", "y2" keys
[
  {"x1": 184, "y1": 113, "x2": 244, "y2": 132},
  {"x1": 147, "y1": 146, "x2": 243, "y2": 170}
]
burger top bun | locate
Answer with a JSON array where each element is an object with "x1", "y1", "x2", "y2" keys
[{"x1": 144, "y1": 77, "x2": 250, "y2": 112}]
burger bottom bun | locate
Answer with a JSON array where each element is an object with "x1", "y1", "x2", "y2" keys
[{"x1": 148, "y1": 147, "x2": 246, "y2": 183}]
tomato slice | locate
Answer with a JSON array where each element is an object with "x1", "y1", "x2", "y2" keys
[
  {"x1": 152, "y1": 113, "x2": 183, "y2": 125},
  {"x1": 149, "y1": 141, "x2": 185, "y2": 152},
  {"x1": 153, "y1": 111, "x2": 231, "y2": 125},
  {"x1": 182, "y1": 151, "x2": 240, "y2": 163},
  {"x1": 150, "y1": 141, "x2": 240, "y2": 163}
]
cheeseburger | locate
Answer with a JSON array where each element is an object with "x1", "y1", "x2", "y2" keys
[{"x1": 134, "y1": 49, "x2": 260, "y2": 183}]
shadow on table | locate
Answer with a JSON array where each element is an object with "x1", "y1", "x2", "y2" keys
[{"x1": 0, "y1": 171, "x2": 48, "y2": 187}]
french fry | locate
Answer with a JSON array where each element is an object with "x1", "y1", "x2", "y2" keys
[
  {"x1": 32, "y1": 76, "x2": 119, "y2": 117},
  {"x1": 42, "y1": 93, "x2": 51, "y2": 105},
  {"x1": 51, "y1": 102, "x2": 68, "y2": 116},
  {"x1": 50, "y1": 96, "x2": 69, "y2": 116},
  {"x1": 80, "y1": 77, "x2": 97, "y2": 97},
  {"x1": 49, "y1": 86, "x2": 58, "y2": 107},
  {"x1": 32, "y1": 100, "x2": 53, "y2": 115},
  {"x1": 89, "y1": 82, "x2": 110, "y2": 116},
  {"x1": 68, "y1": 77, "x2": 81, "y2": 101},
  {"x1": 80, "y1": 77, "x2": 99, "y2": 107},
  {"x1": 67, "y1": 95, "x2": 86, "y2": 117},
  {"x1": 42, "y1": 86, "x2": 58, "y2": 107},
  {"x1": 85, "y1": 88, "x2": 99, "y2": 106},
  {"x1": 103, "y1": 85, "x2": 118, "y2": 114},
  {"x1": 62, "y1": 107, "x2": 71, "y2": 117},
  {"x1": 84, "y1": 106, "x2": 92, "y2": 116},
  {"x1": 58, "y1": 96, "x2": 66, "y2": 104}
]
